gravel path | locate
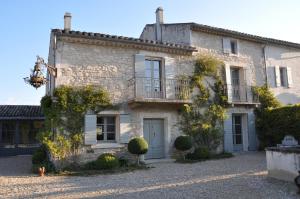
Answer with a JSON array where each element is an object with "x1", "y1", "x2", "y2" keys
[{"x1": 0, "y1": 152, "x2": 298, "y2": 199}]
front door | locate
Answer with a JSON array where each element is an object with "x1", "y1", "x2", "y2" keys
[
  {"x1": 143, "y1": 119, "x2": 164, "y2": 159},
  {"x1": 232, "y1": 115, "x2": 243, "y2": 151}
]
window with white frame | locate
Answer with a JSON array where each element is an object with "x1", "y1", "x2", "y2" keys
[
  {"x1": 96, "y1": 116, "x2": 116, "y2": 141},
  {"x1": 279, "y1": 67, "x2": 288, "y2": 87}
]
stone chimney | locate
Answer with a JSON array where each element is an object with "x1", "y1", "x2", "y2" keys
[
  {"x1": 64, "y1": 12, "x2": 72, "y2": 31},
  {"x1": 155, "y1": 7, "x2": 163, "y2": 41}
]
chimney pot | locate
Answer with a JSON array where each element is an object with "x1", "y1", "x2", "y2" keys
[
  {"x1": 64, "y1": 12, "x2": 72, "y2": 31},
  {"x1": 156, "y1": 7, "x2": 164, "y2": 24}
]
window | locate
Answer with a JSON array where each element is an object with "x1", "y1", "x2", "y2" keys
[
  {"x1": 230, "y1": 40, "x2": 237, "y2": 54},
  {"x1": 96, "y1": 116, "x2": 116, "y2": 141},
  {"x1": 280, "y1": 67, "x2": 288, "y2": 87}
]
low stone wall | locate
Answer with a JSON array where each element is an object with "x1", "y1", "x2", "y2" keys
[
  {"x1": 266, "y1": 147, "x2": 300, "y2": 182},
  {"x1": 49, "y1": 145, "x2": 135, "y2": 170}
]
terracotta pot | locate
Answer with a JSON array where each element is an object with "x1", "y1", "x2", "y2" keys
[{"x1": 38, "y1": 167, "x2": 46, "y2": 177}]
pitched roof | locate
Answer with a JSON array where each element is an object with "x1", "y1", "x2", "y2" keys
[
  {"x1": 145, "y1": 23, "x2": 300, "y2": 49},
  {"x1": 0, "y1": 105, "x2": 44, "y2": 120},
  {"x1": 52, "y1": 29, "x2": 196, "y2": 55}
]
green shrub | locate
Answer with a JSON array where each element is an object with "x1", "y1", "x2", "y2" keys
[
  {"x1": 128, "y1": 137, "x2": 148, "y2": 155},
  {"x1": 96, "y1": 153, "x2": 119, "y2": 170},
  {"x1": 32, "y1": 146, "x2": 47, "y2": 164},
  {"x1": 174, "y1": 135, "x2": 192, "y2": 151},
  {"x1": 256, "y1": 105, "x2": 300, "y2": 148},
  {"x1": 186, "y1": 147, "x2": 210, "y2": 160},
  {"x1": 119, "y1": 157, "x2": 129, "y2": 167}
]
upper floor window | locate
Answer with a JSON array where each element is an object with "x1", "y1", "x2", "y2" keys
[
  {"x1": 279, "y1": 67, "x2": 288, "y2": 87},
  {"x1": 96, "y1": 116, "x2": 116, "y2": 142},
  {"x1": 223, "y1": 38, "x2": 238, "y2": 55},
  {"x1": 230, "y1": 40, "x2": 238, "y2": 54}
]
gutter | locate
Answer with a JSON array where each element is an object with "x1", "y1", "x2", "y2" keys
[{"x1": 262, "y1": 45, "x2": 268, "y2": 87}]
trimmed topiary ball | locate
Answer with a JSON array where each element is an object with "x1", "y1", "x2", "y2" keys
[
  {"x1": 96, "y1": 153, "x2": 119, "y2": 169},
  {"x1": 128, "y1": 137, "x2": 148, "y2": 155},
  {"x1": 174, "y1": 135, "x2": 192, "y2": 151}
]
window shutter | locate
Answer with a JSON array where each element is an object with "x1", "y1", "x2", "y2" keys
[
  {"x1": 274, "y1": 65, "x2": 281, "y2": 87},
  {"x1": 223, "y1": 114, "x2": 233, "y2": 152},
  {"x1": 222, "y1": 38, "x2": 231, "y2": 54},
  {"x1": 134, "y1": 54, "x2": 145, "y2": 98},
  {"x1": 165, "y1": 57, "x2": 176, "y2": 99},
  {"x1": 119, "y1": 114, "x2": 131, "y2": 143},
  {"x1": 84, "y1": 114, "x2": 97, "y2": 145},
  {"x1": 225, "y1": 64, "x2": 232, "y2": 103},
  {"x1": 286, "y1": 67, "x2": 293, "y2": 88},
  {"x1": 247, "y1": 112, "x2": 257, "y2": 151},
  {"x1": 244, "y1": 68, "x2": 252, "y2": 102}
]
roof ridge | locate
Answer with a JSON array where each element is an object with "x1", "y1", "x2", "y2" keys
[
  {"x1": 145, "y1": 22, "x2": 300, "y2": 49},
  {"x1": 52, "y1": 29, "x2": 196, "y2": 51}
]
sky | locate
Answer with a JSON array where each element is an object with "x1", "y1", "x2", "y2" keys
[{"x1": 0, "y1": 0, "x2": 300, "y2": 105}]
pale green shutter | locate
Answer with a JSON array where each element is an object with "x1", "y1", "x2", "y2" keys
[
  {"x1": 134, "y1": 54, "x2": 145, "y2": 98},
  {"x1": 286, "y1": 67, "x2": 293, "y2": 88},
  {"x1": 222, "y1": 38, "x2": 231, "y2": 54},
  {"x1": 84, "y1": 114, "x2": 97, "y2": 145},
  {"x1": 119, "y1": 114, "x2": 131, "y2": 143},
  {"x1": 274, "y1": 66, "x2": 281, "y2": 87},
  {"x1": 165, "y1": 57, "x2": 175, "y2": 99},
  {"x1": 225, "y1": 64, "x2": 232, "y2": 103}
]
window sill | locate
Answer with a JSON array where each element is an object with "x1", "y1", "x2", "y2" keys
[{"x1": 91, "y1": 143, "x2": 125, "y2": 149}]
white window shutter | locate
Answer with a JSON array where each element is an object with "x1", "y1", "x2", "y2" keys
[
  {"x1": 119, "y1": 114, "x2": 131, "y2": 143},
  {"x1": 134, "y1": 54, "x2": 145, "y2": 77},
  {"x1": 286, "y1": 67, "x2": 293, "y2": 88},
  {"x1": 134, "y1": 54, "x2": 145, "y2": 98},
  {"x1": 274, "y1": 66, "x2": 281, "y2": 87},
  {"x1": 225, "y1": 64, "x2": 232, "y2": 103},
  {"x1": 84, "y1": 114, "x2": 97, "y2": 145},
  {"x1": 222, "y1": 38, "x2": 231, "y2": 54},
  {"x1": 165, "y1": 57, "x2": 176, "y2": 99}
]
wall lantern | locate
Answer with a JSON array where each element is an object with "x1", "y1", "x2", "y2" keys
[{"x1": 24, "y1": 56, "x2": 57, "y2": 89}]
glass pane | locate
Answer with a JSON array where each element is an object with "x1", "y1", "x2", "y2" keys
[
  {"x1": 107, "y1": 125, "x2": 115, "y2": 132},
  {"x1": 97, "y1": 125, "x2": 104, "y2": 140},
  {"x1": 236, "y1": 135, "x2": 242, "y2": 144},
  {"x1": 107, "y1": 133, "x2": 115, "y2": 140},
  {"x1": 106, "y1": 117, "x2": 115, "y2": 124},
  {"x1": 97, "y1": 117, "x2": 104, "y2": 124}
]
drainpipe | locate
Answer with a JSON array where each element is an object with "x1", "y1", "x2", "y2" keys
[{"x1": 262, "y1": 45, "x2": 268, "y2": 87}]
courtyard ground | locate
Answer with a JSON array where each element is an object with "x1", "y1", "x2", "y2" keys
[{"x1": 0, "y1": 152, "x2": 298, "y2": 199}]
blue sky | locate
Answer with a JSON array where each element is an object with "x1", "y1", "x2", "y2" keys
[{"x1": 1, "y1": 0, "x2": 300, "y2": 105}]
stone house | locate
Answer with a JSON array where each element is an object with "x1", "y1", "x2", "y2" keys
[{"x1": 46, "y1": 8, "x2": 300, "y2": 159}]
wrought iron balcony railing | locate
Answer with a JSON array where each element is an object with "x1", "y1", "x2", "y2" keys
[
  {"x1": 128, "y1": 77, "x2": 191, "y2": 101},
  {"x1": 225, "y1": 83, "x2": 259, "y2": 104}
]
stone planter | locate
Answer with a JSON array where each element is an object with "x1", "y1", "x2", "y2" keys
[{"x1": 266, "y1": 147, "x2": 300, "y2": 182}]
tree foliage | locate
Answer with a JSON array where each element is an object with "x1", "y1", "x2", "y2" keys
[{"x1": 178, "y1": 55, "x2": 227, "y2": 151}]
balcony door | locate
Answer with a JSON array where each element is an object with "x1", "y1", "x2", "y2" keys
[{"x1": 144, "y1": 60, "x2": 162, "y2": 98}]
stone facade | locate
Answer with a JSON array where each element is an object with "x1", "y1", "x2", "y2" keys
[{"x1": 47, "y1": 9, "x2": 300, "y2": 161}]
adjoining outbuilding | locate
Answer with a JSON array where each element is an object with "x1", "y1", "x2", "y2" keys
[{"x1": 0, "y1": 105, "x2": 44, "y2": 156}]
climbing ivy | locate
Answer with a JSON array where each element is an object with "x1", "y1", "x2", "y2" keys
[
  {"x1": 178, "y1": 55, "x2": 227, "y2": 151},
  {"x1": 41, "y1": 85, "x2": 112, "y2": 135}
]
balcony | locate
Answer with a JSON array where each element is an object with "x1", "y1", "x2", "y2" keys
[
  {"x1": 128, "y1": 77, "x2": 192, "y2": 105},
  {"x1": 226, "y1": 83, "x2": 259, "y2": 105}
]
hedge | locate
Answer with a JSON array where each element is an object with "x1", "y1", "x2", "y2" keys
[{"x1": 257, "y1": 104, "x2": 300, "y2": 148}]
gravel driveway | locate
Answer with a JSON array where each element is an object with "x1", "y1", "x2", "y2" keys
[{"x1": 0, "y1": 152, "x2": 298, "y2": 199}]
